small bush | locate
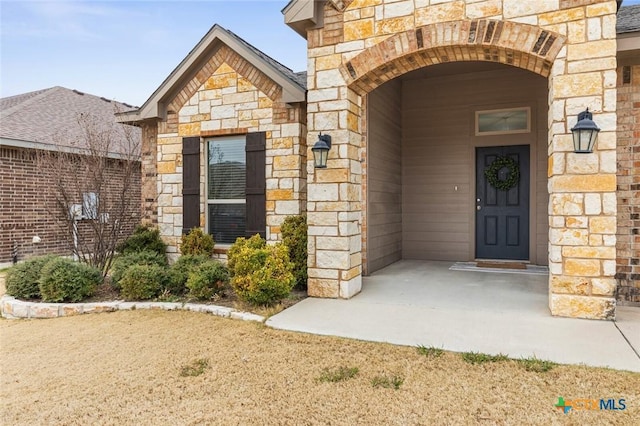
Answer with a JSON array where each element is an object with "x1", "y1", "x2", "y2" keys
[
  {"x1": 110, "y1": 250, "x2": 167, "y2": 290},
  {"x1": 317, "y1": 366, "x2": 359, "y2": 383},
  {"x1": 167, "y1": 255, "x2": 210, "y2": 296},
  {"x1": 116, "y1": 224, "x2": 167, "y2": 258},
  {"x1": 181, "y1": 228, "x2": 215, "y2": 256},
  {"x1": 186, "y1": 261, "x2": 229, "y2": 300},
  {"x1": 5, "y1": 255, "x2": 56, "y2": 299},
  {"x1": 229, "y1": 236, "x2": 295, "y2": 306},
  {"x1": 119, "y1": 264, "x2": 167, "y2": 301},
  {"x1": 227, "y1": 234, "x2": 266, "y2": 276},
  {"x1": 281, "y1": 215, "x2": 307, "y2": 290},
  {"x1": 39, "y1": 258, "x2": 102, "y2": 302}
]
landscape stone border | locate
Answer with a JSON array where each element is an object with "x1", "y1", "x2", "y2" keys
[{"x1": 0, "y1": 295, "x2": 265, "y2": 323}]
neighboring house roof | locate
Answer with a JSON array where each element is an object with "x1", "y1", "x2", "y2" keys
[
  {"x1": 617, "y1": 5, "x2": 640, "y2": 34},
  {"x1": 0, "y1": 86, "x2": 140, "y2": 158},
  {"x1": 117, "y1": 24, "x2": 306, "y2": 124}
]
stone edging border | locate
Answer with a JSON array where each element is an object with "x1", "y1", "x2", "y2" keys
[{"x1": 0, "y1": 295, "x2": 265, "y2": 323}]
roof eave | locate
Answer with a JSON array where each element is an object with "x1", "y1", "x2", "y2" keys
[
  {"x1": 617, "y1": 31, "x2": 640, "y2": 65},
  {"x1": 283, "y1": 0, "x2": 324, "y2": 39},
  {"x1": 124, "y1": 25, "x2": 305, "y2": 124},
  {"x1": 0, "y1": 137, "x2": 140, "y2": 160}
]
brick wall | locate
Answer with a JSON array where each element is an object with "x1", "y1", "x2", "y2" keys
[
  {"x1": 0, "y1": 146, "x2": 141, "y2": 264},
  {"x1": 616, "y1": 64, "x2": 640, "y2": 304}
]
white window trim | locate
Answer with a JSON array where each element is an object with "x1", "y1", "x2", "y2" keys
[{"x1": 475, "y1": 106, "x2": 531, "y2": 136}]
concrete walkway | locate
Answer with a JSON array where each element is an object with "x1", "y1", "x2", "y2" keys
[{"x1": 268, "y1": 260, "x2": 640, "y2": 372}]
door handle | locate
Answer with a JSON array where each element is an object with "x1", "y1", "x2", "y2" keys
[{"x1": 477, "y1": 205, "x2": 481, "y2": 211}]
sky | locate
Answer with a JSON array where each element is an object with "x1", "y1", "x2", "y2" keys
[
  {"x1": 0, "y1": 0, "x2": 307, "y2": 106},
  {"x1": 1, "y1": 0, "x2": 639, "y2": 107}
]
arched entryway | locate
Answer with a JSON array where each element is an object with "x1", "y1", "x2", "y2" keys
[{"x1": 362, "y1": 61, "x2": 549, "y2": 275}]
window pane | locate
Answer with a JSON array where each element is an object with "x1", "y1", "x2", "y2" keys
[
  {"x1": 477, "y1": 108, "x2": 529, "y2": 133},
  {"x1": 208, "y1": 138, "x2": 245, "y2": 200},
  {"x1": 209, "y1": 204, "x2": 246, "y2": 244}
]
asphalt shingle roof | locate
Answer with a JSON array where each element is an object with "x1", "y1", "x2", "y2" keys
[
  {"x1": 225, "y1": 27, "x2": 307, "y2": 90},
  {"x1": 617, "y1": 5, "x2": 640, "y2": 34},
  {"x1": 0, "y1": 86, "x2": 140, "y2": 155}
]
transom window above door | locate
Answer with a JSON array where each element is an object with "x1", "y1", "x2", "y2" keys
[
  {"x1": 476, "y1": 107, "x2": 530, "y2": 135},
  {"x1": 207, "y1": 136, "x2": 246, "y2": 244}
]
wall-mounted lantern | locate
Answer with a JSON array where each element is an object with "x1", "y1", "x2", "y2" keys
[
  {"x1": 571, "y1": 108, "x2": 600, "y2": 153},
  {"x1": 312, "y1": 133, "x2": 332, "y2": 168}
]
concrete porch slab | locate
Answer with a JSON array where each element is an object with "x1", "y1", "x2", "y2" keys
[{"x1": 267, "y1": 260, "x2": 640, "y2": 372}]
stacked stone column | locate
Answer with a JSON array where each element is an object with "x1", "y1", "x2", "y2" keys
[
  {"x1": 307, "y1": 44, "x2": 363, "y2": 297},
  {"x1": 546, "y1": 1, "x2": 619, "y2": 319}
]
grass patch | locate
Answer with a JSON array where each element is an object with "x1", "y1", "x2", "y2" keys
[
  {"x1": 517, "y1": 356, "x2": 557, "y2": 372},
  {"x1": 179, "y1": 358, "x2": 210, "y2": 377},
  {"x1": 416, "y1": 345, "x2": 444, "y2": 358},
  {"x1": 317, "y1": 366, "x2": 359, "y2": 383},
  {"x1": 371, "y1": 374, "x2": 404, "y2": 390},
  {"x1": 461, "y1": 351, "x2": 509, "y2": 365}
]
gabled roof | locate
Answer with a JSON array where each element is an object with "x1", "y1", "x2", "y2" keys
[
  {"x1": 617, "y1": 5, "x2": 640, "y2": 34},
  {"x1": 0, "y1": 86, "x2": 140, "y2": 158},
  {"x1": 117, "y1": 24, "x2": 306, "y2": 124}
]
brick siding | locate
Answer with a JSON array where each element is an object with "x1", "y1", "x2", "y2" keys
[
  {"x1": 616, "y1": 64, "x2": 640, "y2": 304},
  {"x1": 0, "y1": 146, "x2": 141, "y2": 264}
]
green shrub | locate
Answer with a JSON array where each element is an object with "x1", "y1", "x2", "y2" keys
[
  {"x1": 229, "y1": 236, "x2": 295, "y2": 306},
  {"x1": 119, "y1": 264, "x2": 167, "y2": 301},
  {"x1": 227, "y1": 234, "x2": 266, "y2": 276},
  {"x1": 5, "y1": 255, "x2": 56, "y2": 299},
  {"x1": 39, "y1": 258, "x2": 102, "y2": 302},
  {"x1": 281, "y1": 215, "x2": 308, "y2": 290},
  {"x1": 181, "y1": 228, "x2": 215, "y2": 256},
  {"x1": 186, "y1": 260, "x2": 229, "y2": 300},
  {"x1": 110, "y1": 250, "x2": 168, "y2": 290},
  {"x1": 167, "y1": 255, "x2": 210, "y2": 296},
  {"x1": 116, "y1": 224, "x2": 167, "y2": 258}
]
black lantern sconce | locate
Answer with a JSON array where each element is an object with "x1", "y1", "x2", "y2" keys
[
  {"x1": 312, "y1": 133, "x2": 332, "y2": 168},
  {"x1": 571, "y1": 108, "x2": 600, "y2": 154}
]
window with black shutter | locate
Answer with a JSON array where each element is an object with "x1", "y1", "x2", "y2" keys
[
  {"x1": 205, "y1": 132, "x2": 265, "y2": 243},
  {"x1": 182, "y1": 137, "x2": 200, "y2": 233}
]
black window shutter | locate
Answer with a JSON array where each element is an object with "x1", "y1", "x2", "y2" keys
[
  {"x1": 245, "y1": 132, "x2": 266, "y2": 238},
  {"x1": 182, "y1": 137, "x2": 200, "y2": 234}
]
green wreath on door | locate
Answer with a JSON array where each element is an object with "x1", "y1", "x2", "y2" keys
[{"x1": 483, "y1": 156, "x2": 520, "y2": 191}]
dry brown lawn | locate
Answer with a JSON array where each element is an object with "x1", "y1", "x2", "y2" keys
[{"x1": 1, "y1": 310, "x2": 639, "y2": 425}]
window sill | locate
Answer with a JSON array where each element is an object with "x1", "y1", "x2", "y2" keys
[{"x1": 213, "y1": 246, "x2": 230, "y2": 254}]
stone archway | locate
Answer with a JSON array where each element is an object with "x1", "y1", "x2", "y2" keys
[
  {"x1": 339, "y1": 19, "x2": 565, "y2": 95},
  {"x1": 306, "y1": 15, "x2": 618, "y2": 320}
]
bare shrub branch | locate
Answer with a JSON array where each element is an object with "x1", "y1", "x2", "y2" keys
[{"x1": 36, "y1": 108, "x2": 141, "y2": 275}]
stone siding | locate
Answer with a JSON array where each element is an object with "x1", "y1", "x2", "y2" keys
[
  {"x1": 304, "y1": 0, "x2": 619, "y2": 319},
  {"x1": 148, "y1": 45, "x2": 306, "y2": 255}
]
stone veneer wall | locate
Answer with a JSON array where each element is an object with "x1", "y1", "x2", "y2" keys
[
  {"x1": 304, "y1": 0, "x2": 619, "y2": 319},
  {"x1": 147, "y1": 45, "x2": 306, "y2": 256},
  {"x1": 616, "y1": 64, "x2": 640, "y2": 304}
]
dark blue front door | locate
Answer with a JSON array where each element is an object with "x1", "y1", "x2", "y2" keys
[{"x1": 475, "y1": 145, "x2": 530, "y2": 260}]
